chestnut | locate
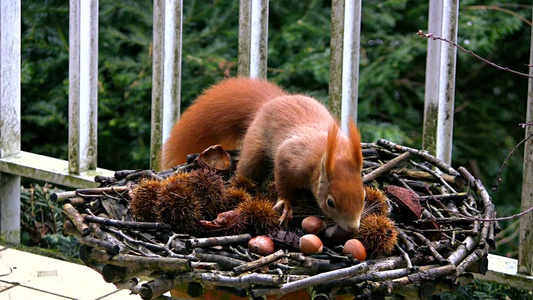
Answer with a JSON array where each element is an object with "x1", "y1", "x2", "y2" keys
[
  {"x1": 248, "y1": 236, "x2": 275, "y2": 256},
  {"x1": 301, "y1": 216, "x2": 327, "y2": 236}
]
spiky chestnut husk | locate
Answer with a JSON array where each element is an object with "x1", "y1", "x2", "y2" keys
[
  {"x1": 187, "y1": 169, "x2": 228, "y2": 220},
  {"x1": 130, "y1": 178, "x2": 162, "y2": 222},
  {"x1": 229, "y1": 173, "x2": 258, "y2": 195},
  {"x1": 156, "y1": 172, "x2": 202, "y2": 233},
  {"x1": 258, "y1": 179, "x2": 278, "y2": 203},
  {"x1": 237, "y1": 196, "x2": 279, "y2": 236},
  {"x1": 353, "y1": 214, "x2": 397, "y2": 258},
  {"x1": 364, "y1": 186, "x2": 389, "y2": 216},
  {"x1": 225, "y1": 187, "x2": 253, "y2": 209}
]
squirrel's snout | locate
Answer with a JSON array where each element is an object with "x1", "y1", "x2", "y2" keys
[{"x1": 345, "y1": 219, "x2": 361, "y2": 232}]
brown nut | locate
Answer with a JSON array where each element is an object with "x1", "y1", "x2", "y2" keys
[
  {"x1": 324, "y1": 225, "x2": 352, "y2": 245},
  {"x1": 343, "y1": 239, "x2": 367, "y2": 261},
  {"x1": 299, "y1": 234, "x2": 323, "y2": 255},
  {"x1": 302, "y1": 216, "x2": 327, "y2": 236},
  {"x1": 248, "y1": 236, "x2": 275, "y2": 256}
]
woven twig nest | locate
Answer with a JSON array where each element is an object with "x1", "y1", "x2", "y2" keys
[{"x1": 54, "y1": 140, "x2": 497, "y2": 300}]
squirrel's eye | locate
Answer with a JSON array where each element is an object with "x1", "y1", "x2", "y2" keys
[{"x1": 326, "y1": 196, "x2": 335, "y2": 208}]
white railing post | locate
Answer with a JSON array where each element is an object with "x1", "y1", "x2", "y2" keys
[
  {"x1": 435, "y1": 0, "x2": 459, "y2": 165},
  {"x1": 68, "y1": 0, "x2": 99, "y2": 174},
  {"x1": 162, "y1": 0, "x2": 183, "y2": 148},
  {"x1": 0, "y1": 0, "x2": 21, "y2": 244},
  {"x1": 151, "y1": 0, "x2": 164, "y2": 170},
  {"x1": 151, "y1": 0, "x2": 183, "y2": 171},
  {"x1": 340, "y1": 0, "x2": 362, "y2": 133},
  {"x1": 422, "y1": 0, "x2": 443, "y2": 156},
  {"x1": 329, "y1": 0, "x2": 362, "y2": 132},
  {"x1": 329, "y1": 0, "x2": 344, "y2": 121},
  {"x1": 238, "y1": 0, "x2": 269, "y2": 78},
  {"x1": 518, "y1": 6, "x2": 533, "y2": 277}
]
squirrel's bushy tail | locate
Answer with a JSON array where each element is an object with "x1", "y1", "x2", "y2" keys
[{"x1": 161, "y1": 78, "x2": 287, "y2": 169}]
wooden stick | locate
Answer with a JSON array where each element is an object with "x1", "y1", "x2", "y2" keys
[
  {"x1": 409, "y1": 160, "x2": 456, "y2": 193},
  {"x1": 139, "y1": 274, "x2": 193, "y2": 300},
  {"x1": 252, "y1": 263, "x2": 369, "y2": 297},
  {"x1": 193, "y1": 271, "x2": 285, "y2": 288},
  {"x1": 396, "y1": 169, "x2": 458, "y2": 186},
  {"x1": 51, "y1": 191, "x2": 77, "y2": 202},
  {"x1": 186, "y1": 234, "x2": 251, "y2": 250},
  {"x1": 409, "y1": 231, "x2": 450, "y2": 265},
  {"x1": 194, "y1": 252, "x2": 247, "y2": 270},
  {"x1": 84, "y1": 214, "x2": 171, "y2": 230},
  {"x1": 395, "y1": 227, "x2": 416, "y2": 255},
  {"x1": 94, "y1": 253, "x2": 192, "y2": 272},
  {"x1": 287, "y1": 252, "x2": 348, "y2": 275},
  {"x1": 454, "y1": 244, "x2": 489, "y2": 278},
  {"x1": 376, "y1": 139, "x2": 460, "y2": 176},
  {"x1": 63, "y1": 220, "x2": 81, "y2": 237},
  {"x1": 362, "y1": 152, "x2": 411, "y2": 183},
  {"x1": 80, "y1": 236, "x2": 121, "y2": 255},
  {"x1": 76, "y1": 186, "x2": 129, "y2": 196},
  {"x1": 234, "y1": 250, "x2": 286, "y2": 274},
  {"x1": 63, "y1": 203, "x2": 90, "y2": 236},
  {"x1": 418, "y1": 192, "x2": 467, "y2": 202}
]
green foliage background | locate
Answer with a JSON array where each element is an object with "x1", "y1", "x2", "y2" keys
[{"x1": 21, "y1": 0, "x2": 531, "y2": 260}]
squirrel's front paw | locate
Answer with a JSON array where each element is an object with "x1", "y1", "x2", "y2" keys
[{"x1": 273, "y1": 198, "x2": 293, "y2": 227}]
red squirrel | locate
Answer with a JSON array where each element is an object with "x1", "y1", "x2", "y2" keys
[{"x1": 162, "y1": 78, "x2": 365, "y2": 231}]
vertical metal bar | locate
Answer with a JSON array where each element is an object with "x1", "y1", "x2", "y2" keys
[
  {"x1": 162, "y1": 0, "x2": 182, "y2": 146},
  {"x1": 85, "y1": 0, "x2": 98, "y2": 170},
  {"x1": 249, "y1": 0, "x2": 269, "y2": 78},
  {"x1": 518, "y1": 5, "x2": 533, "y2": 277},
  {"x1": 68, "y1": 0, "x2": 81, "y2": 174},
  {"x1": 436, "y1": 0, "x2": 459, "y2": 165},
  {"x1": 0, "y1": 0, "x2": 21, "y2": 244},
  {"x1": 329, "y1": 0, "x2": 344, "y2": 120},
  {"x1": 340, "y1": 0, "x2": 362, "y2": 132},
  {"x1": 238, "y1": 0, "x2": 251, "y2": 77},
  {"x1": 239, "y1": 0, "x2": 268, "y2": 78},
  {"x1": 151, "y1": 0, "x2": 165, "y2": 170},
  {"x1": 422, "y1": 0, "x2": 443, "y2": 156},
  {"x1": 68, "y1": 0, "x2": 98, "y2": 174}
]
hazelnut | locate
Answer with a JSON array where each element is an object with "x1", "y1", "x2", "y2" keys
[
  {"x1": 299, "y1": 234, "x2": 323, "y2": 255},
  {"x1": 302, "y1": 216, "x2": 327, "y2": 236},
  {"x1": 248, "y1": 236, "x2": 275, "y2": 256},
  {"x1": 343, "y1": 239, "x2": 367, "y2": 261}
]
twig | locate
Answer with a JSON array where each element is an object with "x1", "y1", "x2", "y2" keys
[
  {"x1": 409, "y1": 160, "x2": 457, "y2": 193},
  {"x1": 395, "y1": 244, "x2": 412, "y2": 269},
  {"x1": 185, "y1": 234, "x2": 252, "y2": 250},
  {"x1": 84, "y1": 215, "x2": 171, "y2": 231},
  {"x1": 376, "y1": 139, "x2": 459, "y2": 176},
  {"x1": 362, "y1": 152, "x2": 411, "y2": 183},
  {"x1": 252, "y1": 263, "x2": 369, "y2": 297},
  {"x1": 194, "y1": 252, "x2": 247, "y2": 270},
  {"x1": 234, "y1": 250, "x2": 286, "y2": 274},
  {"x1": 463, "y1": 5, "x2": 532, "y2": 27},
  {"x1": 408, "y1": 231, "x2": 450, "y2": 265},
  {"x1": 492, "y1": 132, "x2": 533, "y2": 191},
  {"x1": 417, "y1": 30, "x2": 533, "y2": 80},
  {"x1": 63, "y1": 203, "x2": 90, "y2": 236}
]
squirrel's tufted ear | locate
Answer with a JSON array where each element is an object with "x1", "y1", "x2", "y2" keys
[
  {"x1": 348, "y1": 118, "x2": 363, "y2": 171},
  {"x1": 326, "y1": 123, "x2": 339, "y2": 174}
]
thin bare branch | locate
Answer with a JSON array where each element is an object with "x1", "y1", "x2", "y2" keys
[{"x1": 417, "y1": 30, "x2": 533, "y2": 80}]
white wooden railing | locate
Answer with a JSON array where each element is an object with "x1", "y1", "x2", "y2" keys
[{"x1": 0, "y1": 0, "x2": 531, "y2": 289}]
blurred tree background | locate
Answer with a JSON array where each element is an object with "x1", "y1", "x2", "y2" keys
[{"x1": 20, "y1": 0, "x2": 531, "y2": 262}]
